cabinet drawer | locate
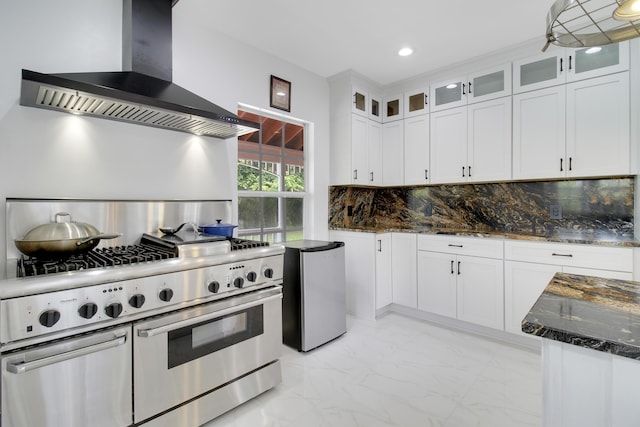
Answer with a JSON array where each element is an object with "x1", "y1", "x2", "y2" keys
[
  {"x1": 504, "y1": 241, "x2": 633, "y2": 272},
  {"x1": 417, "y1": 235, "x2": 503, "y2": 259}
]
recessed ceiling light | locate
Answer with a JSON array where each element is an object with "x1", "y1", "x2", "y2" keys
[{"x1": 398, "y1": 47, "x2": 413, "y2": 57}]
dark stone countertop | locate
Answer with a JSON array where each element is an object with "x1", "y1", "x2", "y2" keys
[
  {"x1": 522, "y1": 273, "x2": 640, "y2": 360},
  {"x1": 329, "y1": 226, "x2": 640, "y2": 248}
]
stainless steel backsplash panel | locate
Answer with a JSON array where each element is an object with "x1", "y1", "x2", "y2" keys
[{"x1": 6, "y1": 199, "x2": 232, "y2": 262}]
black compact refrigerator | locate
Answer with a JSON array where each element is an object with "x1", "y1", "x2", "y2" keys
[{"x1": 282, "y1": 240, "x2": 347, "y2": 351}]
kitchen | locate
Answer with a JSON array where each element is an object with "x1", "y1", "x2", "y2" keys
[{"x1": 1, "y1": 0, "x2": 640, "y2": 426}]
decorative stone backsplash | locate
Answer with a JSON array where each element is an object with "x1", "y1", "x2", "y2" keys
[{"x1": 329, "y1": 177, "x2": 634, "y2": 239}]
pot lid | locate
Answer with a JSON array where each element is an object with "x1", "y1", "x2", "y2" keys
[{"x1": 19, "y1": 213, "x2": 100, "y2": 242}]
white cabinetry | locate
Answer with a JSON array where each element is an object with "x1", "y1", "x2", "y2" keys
[
  {"x1": 375, "y1": 233, "x2": 392, "y2": 310},
  {"x1": 513, "y1": 42, "x2": 630, "y2": 93},
  {"x1": 351, "y1": 85, "x2": 368, "y2": 116},
  {"x1": 430, "y1": 63, "x2": 511, "y2": 112},
  {"x1": 404, "y1": 87, "x2": 429, "y2": 118},
  {"x1": 381, "y1": 121, "x2": 404, "y2": 186},
  {"x1": 430, "y1": 96, "x2": 511, "y2": 184},
  {"x1": 391, "y1": 233, "x2": 417, "y2": 308},
  {"x1": 417, "y1": 235, "x2": 504, "y2": 330},
  {"x1": 351, "y1": 115, "x2": 382, "y2": 185},
  {"x1": 369, "y1": 92, "x2": 382, "y2": 122},
  {"x1": 504, "y1": 241, "x2": 633, "y2": 337},
  {"x1": 404, "y1": 114, "x2": 430, "y2": 185},
  {"x1": 383, "y1": 93, "x2": 403, "y2": 122},
  {"x1": 513, "y1": 72, "x2": 630, "y2": 179}
]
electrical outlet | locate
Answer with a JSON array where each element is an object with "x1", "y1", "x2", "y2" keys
[
  {"x1": 550, "y1": 204, "x2": 562, "y2": 220},
  {"x1": 347, "y1": 205, "x2": 353, "y2": 217}
]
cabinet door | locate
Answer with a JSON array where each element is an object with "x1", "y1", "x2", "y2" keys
[
  {"x1": 467, "y1": 97, "x2": 512, "y2": 182},
  {"x1": 456, "y1": 256, "x2": 504, "y2": 330},
  {"x1": 367, "y1": 120, "x2": 383, "y2": 185},
  {"x1": 504, "y1": 261, "x2": 558, "y2": 335},
  {"x1": 513, "y1": 50, "x2": 565, "y2": 93},
  {"x1": 404, "y1": 87, "x2": 429, "y2": 118},
  {"x1": 352, "y1": 85, "x2": 368, "y2": 116},
  {"x1": 417, "y1": 251, "x2": 457, "y2": 318},
  {"x1": 430, "y1": 106, "x2": 467, "y2": 183},
  {"x1": 566, "y1": 72, "x2": 630, "y2": 177},
  {"x1": 404, "y1": 115, "x2": 430, "y2": 185},
  {"x1": 369, "y1": 92, "x2": 382, "y2": 123},
  {"x1": 567, "y1": 41, "x2": 629, "y2": 82},
  {"x1": 391, "y1": 233, "x2": 417, "y2": 309},
  {"x1": 375, "y1": 234, "x2": 393, "y2": 309},
  {"x1": 351, "y1": 114, "x2": 369, "y2": 184},
  {"x1": 383, "y1": 94, "x2": 404, "y2": 122},
  {"x1": 329, "y1": 231, "x2": 376, "y2": 320},
  {"x1": 512, "y1": 86, "x2": 566, "y2": 180},
  {"x1": 467, "y1": 63, "x2": 511, "y2": 104},
  {"x1": 381, "y1": 121, "x2": 404, "y2": 186},
  {"x1": 430, "y1": 76, "x2": 467, "y2": 112}
]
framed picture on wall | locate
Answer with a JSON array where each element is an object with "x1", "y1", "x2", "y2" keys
[{"x1": 270, "y1": 75, "x2": 291, "y2": 112}]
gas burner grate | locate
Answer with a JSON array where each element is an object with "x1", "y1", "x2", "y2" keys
[
  {"x1": 229, "y1": 238, "x2": 269, "y2": 251},
  {"x1": 17, "y1": 244, "x2": 177, "y2": 277}
]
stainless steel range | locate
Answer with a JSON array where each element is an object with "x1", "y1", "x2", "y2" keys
[{"x1": 0, "y1": 199, "x2": 285, "y2": 427}]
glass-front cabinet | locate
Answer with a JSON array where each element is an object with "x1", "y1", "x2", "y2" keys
[
  {"x1": 430, "y1": 64, "x2": 511, "y2": 112},
  {"x1": 383, "y1": 94, "x2": 404, "y2": 122},
  {"x1": 369, "y1": 92, "x2": 382, "y2": 122},
  {"x1": 351, "y1": 85, "x2": 368, "y2": 117},
  {"x1": 513, "y1": 41, "x2": 629, "y2": 93},
  {"x1": 403, "y1": 86, "x2": 429, "y2": 118}
]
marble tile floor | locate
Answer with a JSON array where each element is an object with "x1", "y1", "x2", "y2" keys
[{"x1": 203, "y1": 313, "x2": 542, "y2": 427}]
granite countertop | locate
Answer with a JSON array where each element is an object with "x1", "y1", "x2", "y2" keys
[
  {"x1": 329, "y1": 226, "x2": 640, "y2": 247},
  {"x1": 522, "y1": 272, "x2": 640, "y2": 360}
]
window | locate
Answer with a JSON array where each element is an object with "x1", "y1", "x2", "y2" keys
[{"x1": 237, "y1": 109, "x2": 305, "y2": 242}]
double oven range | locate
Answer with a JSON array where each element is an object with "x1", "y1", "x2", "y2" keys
[{"x1": 0, "y1": 199, "x2": 285, "y2": 427}]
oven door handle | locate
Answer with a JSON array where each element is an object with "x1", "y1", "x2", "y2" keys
[
  {"x1": 5, "y1": 331, "x2": 127, "y2": 374},
  {"x1": 137, "y1": 292, "x2": 283, "y2": 338}
]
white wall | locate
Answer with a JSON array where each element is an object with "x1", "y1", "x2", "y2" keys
[{"x1": 0, "y1": 0, "x2": 331, "y2": 277}]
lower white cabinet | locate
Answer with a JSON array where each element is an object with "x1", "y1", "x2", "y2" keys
[
  {"x1": 504, "y1": 241, "x2": 634, "y2": 337},
  {"x1": 375, "y1": 233, "x2": 392, "y2": 309},
  {"x1": 391, "y1": 233, "x2": 417, "y2": 308},
  {"x1": 417, "y1": 236, "x2": 504, "y2": 330}
]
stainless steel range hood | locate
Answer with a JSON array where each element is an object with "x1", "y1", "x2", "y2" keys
[{"x1": 19, "y1": 0, "x2": 259, "y2": 139}]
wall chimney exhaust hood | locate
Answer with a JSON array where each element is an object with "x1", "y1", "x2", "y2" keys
[{"x1": 19, "y1": 0, "x2": 259, "y2": 139}]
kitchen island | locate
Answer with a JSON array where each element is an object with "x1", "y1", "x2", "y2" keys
[{"x1": 523, "y1": 273, "x2": 640, "y2": 427}]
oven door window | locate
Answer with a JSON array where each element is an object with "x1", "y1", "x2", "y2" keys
[{"x1": 167, "y1": 305, "x2": 264, "y2": 368}]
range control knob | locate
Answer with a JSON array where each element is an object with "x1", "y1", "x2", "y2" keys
[
  {"x1": 104, "y1": 303, "x2": 123, "y2": 319},
  {"x1": 208, "y1": 281, "x2": 220, "y2": 293},
  {"x1": 159, "y1": 288, "x2": 174, "y2": 302},
  {"x1": 78, "y1": 303, "x2": 98, "y2": 319},
  {"x1": 39, "y1": 309, "x2": 61, "y2": 327},
  {"x1": 233, "y1": 277, "x2": 245, "y2": 289},
  {"x1": 264, "y1": 268, "x2": 274, "y2": 279},
  {"x1": 129, "y1": 294, "x2": 146, "y2": 309},
  {"x1": 246, "y1": 271, "x2": 258, "y2": 282}
]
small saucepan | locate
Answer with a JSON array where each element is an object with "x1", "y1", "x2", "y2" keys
[
  {"x1": 15, "y1": 212, "x2": 121, "y2": 258},
  {"x1": 199, "y1": 220, "x2": 238, "y2": 238}
]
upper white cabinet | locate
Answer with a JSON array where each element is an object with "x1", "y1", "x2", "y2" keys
[
  {"x1": 383, "y1": 93, "x2": 404, "y2": 122},
  {"x1": 369, "y1": 92, "x2": 382, "y2": 122},
  {"x1": 513, "y1": 42, "x2": 629, "y2": 94},
  {"x1": 351, "y1": 114, "x2": 382, "y2": 185},
  {"x1": 403, "y1": 86, "x2": 429, "y2": 118},
  {"x1": 430, "y1": 96, "x2": 512, "y2": 184},
  {"x1": 430, "y1": 63, "x2": 511, "y2": 112},
  {"x1": 404, "y1": 114, "x2": 430, "y2": 185},
  {"x1": 513, "y1": 71, "x2": 630, "y2": 179},
  {"x1": 351, "y1": 85, "x2": 369, "y2": 117},
  {"x1": 381, "y1": 121, "x2": 404, "y2": 186}
]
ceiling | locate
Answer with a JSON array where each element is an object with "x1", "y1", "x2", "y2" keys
[{"x1": 177, "y1": 0, "x2": 556, "y2": 86}]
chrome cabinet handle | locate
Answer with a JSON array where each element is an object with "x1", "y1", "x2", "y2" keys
[
  {"x1": 137, "y1": 290, "x2": 282, "y2": 338},
  {"x1": 6, "y1": 332, "x2": 127, "y2": 374}
]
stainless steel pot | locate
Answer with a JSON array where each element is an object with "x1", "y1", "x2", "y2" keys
[{"x1": 15, "y1": 212, "x2": 121, "y2": 258}]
